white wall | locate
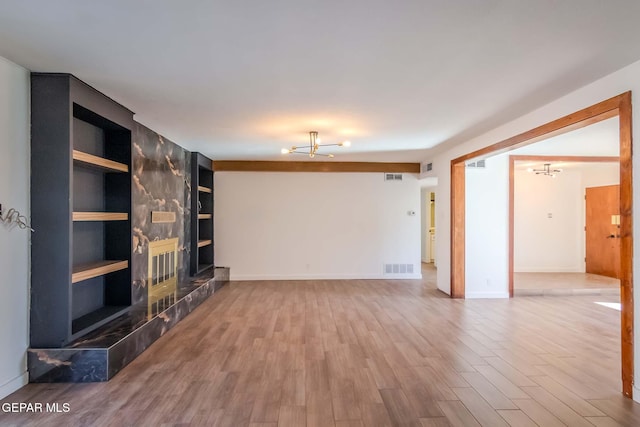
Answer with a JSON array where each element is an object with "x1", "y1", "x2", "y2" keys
[
  {"x1": 582, "y1": 163, "x2": 620, "y2": 188},
  {"x1": 0, "y1": 56, "x2": 30, "y2": 399},
  {"x1": 465, "y1": 155, "x2": 510, "y2": 297},
  {"x1": 514, "y1": 163, "x2": 619, "y2": 273},
  {"x1": 426, "y1": 58, "x2": 640, "y2": 400},
  {"x1": 215, "y1": 172, "x2": 421, "y2": 280},
  {"x1": 514, "y1": 170, "x2": 583, "y2": 272}
]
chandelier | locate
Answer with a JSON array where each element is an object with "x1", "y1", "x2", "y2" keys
[
  {"x1": 281, "y1": 131, "x2": 351, "y2": 158},
  {"x1": 527, "y1": 163, "x2": 562, "y2": 177}
]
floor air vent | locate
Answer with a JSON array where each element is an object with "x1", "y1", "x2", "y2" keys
[
  {"x1": 384, "y1": 264, "x2": 414, "y2": 275},
  {"x1": 384, "y1": 173, "x2": 403, "y2": 181}
]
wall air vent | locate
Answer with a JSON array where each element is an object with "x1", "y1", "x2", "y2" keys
[
  {"x1": 466, "y1": 159, "x2": 486, "y2": 168},
  {"x1": 421, "y1": 162, "x2": 433, "y2": 173},
  {"x1": 384, "y1": 264, "x2": 414, "y2": 275},
  {"x1": 384, "y1": 173, "x2": 403, "y2": 181}
]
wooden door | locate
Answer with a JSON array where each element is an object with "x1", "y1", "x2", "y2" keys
[{"x1": 585, "y1": 185, "x2": 620, "y2": 279}]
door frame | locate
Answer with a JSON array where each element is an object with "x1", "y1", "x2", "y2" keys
[
  {"x1": 508, "y1": 155, "x2": 620, "y2": 297},
  {"x1": 450, "y1": 92, "x2": 633, "y2": 397}
]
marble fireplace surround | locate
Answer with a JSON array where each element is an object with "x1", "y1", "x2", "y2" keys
[{"x1": 28, "y1": 267, "x2": 229, "y2": 382}]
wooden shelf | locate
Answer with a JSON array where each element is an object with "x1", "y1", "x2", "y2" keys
[
  {"x1": 73, "y1": 150, "x2": 128, "y2": 173},
  {"x1": 198, "y1": 214, "x2": 212, "y2": 219},
  {"x1": 73, "y1": 212, "x2": 128, "y2": 221},
  {"x1": 198, "y1": 186, "x2": 212, "y2": 193},
  {"x1": 72, "y1": 260, "x2": 129, "y2": 283},
  {"x1": 198, "y1": 239, "x2": 213, "y2": 248}
]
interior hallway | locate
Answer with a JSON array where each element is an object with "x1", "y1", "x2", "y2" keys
[{"x1": 2, "y1": 267, "x2": 639, "y2": 426}]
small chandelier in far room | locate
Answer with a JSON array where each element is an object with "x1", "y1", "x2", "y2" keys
[
  {"x1": 281, "y1": 131, "x2": 351, "y2": 158},
  {"x1": 527, "y1": 163, "x2": 562, "y2": 178}
]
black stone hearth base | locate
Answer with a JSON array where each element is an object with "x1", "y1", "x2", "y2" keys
[{"x1": 28, "y1": 267, "x2": 229, "y2": 382}]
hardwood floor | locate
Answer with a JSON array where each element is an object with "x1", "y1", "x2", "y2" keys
[{"x1": 3, "y1": 265, "x2": 640, "y2": 426}]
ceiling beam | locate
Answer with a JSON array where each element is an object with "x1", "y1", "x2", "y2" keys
[{"x1": 212, "y1": 161, "x2": 421, "y2": 173}]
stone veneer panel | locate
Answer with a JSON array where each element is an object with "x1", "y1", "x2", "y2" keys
[{"x1": 131, "y1": 124, "x2": 192, "y2": 305}]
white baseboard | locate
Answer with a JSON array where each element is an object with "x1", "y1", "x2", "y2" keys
[
  {"x1": 465, "y1": 292, "x2": 510, "y2": 299},
  {"x1": 0, "y1": 371, "x2": 28, "y2": 400},
  {"x1": 230, "y1": 273, "x2": 423, "y2": 281}
]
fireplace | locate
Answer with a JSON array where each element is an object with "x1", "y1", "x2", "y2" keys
[{"x1": 147, "y1": 238, "x2": 178, "y2": 319}]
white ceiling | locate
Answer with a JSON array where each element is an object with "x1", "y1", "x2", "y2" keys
[
  {"x1": 511, "y1": 116, "x2": 619, "y2": 157},
  {"x1": 1, "y1": 1, "x2": 640, "y2": 161},
  {"x1": 512, "y1": 116, "x2": 619, "y2": 177}
]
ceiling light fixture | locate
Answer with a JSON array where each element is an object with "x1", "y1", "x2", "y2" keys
[
  {"x1": 281, "y1": 131, "x2": 351, "y2": 158},
  {"x1": 526, "y1": 163, "x2": 562, "y2": 178}
]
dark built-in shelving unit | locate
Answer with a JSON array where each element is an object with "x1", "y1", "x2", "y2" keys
[
  {"x1": 190, "y1": 152, "x2": 214, "y2": 276},
  {"x1": 30, "y1": 73, "x2": 134, "y2": 347}
]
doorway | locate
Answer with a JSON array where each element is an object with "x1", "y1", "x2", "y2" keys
[
  {"x1": 450, "y1": 92, "x2": 633, "y2": 397},
  {"x1": 421, "y1": 187, "x2": 437, "y2": 266},
  {"x1": 509, "y1": 155, "x2": 620, "y2": 296}
]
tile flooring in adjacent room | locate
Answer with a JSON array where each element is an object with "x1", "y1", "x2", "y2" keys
[{"x1": 514, "y1": 272, "x2": 620, "y2": 296}]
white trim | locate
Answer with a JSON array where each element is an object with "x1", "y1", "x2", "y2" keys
[
  {"x1": 0, "y1": 372, "x2": 28, "y2": 400},
  {"x1": 465, "y1": 292, "x2": 510, "y2": 299},
  {"x1": 230, "y1": 273, "x2": 423, "y2": 281}
]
